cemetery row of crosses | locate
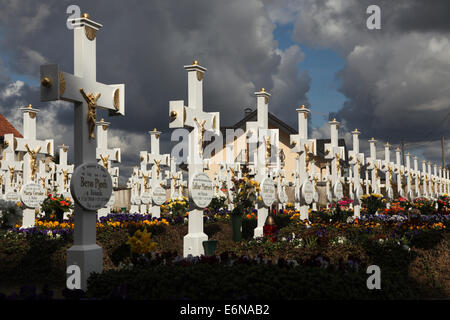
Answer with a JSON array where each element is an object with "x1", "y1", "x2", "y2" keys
[{"x1": 0, "y1": 13, "x2": 449, "y2": 293}]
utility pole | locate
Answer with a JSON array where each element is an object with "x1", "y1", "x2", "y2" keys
[{"x1": 442, "y1": 136, "x2": 446, "y2": 168}]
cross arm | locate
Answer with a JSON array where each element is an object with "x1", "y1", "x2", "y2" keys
[{"x1": 40, "y1": 64, "x2": 125, "y2": 115}]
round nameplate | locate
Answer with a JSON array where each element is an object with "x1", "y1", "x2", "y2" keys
[
  {"x1": 355, "y1": 186, "x2": 364, "y2": 201},
  {"x1": 189, "y1": 172, "x2": 214, "y2": 208},
  {"x1": 278, "y1": 189, "x2": 288, "y2": 204},
  {"x1": 20, "y1": 183, "x2": 46, "y2": 209},
  {"x1": 152, "y1": 186, "x2": 166, "y2": 206},
  {"x1": 333, "y1": 182, "x2": 344, "y2": 200},
  {"x1": 301, "y1": 181, "x2": 314, "y2": 205},
  {"x1": 70, "y1": 163, "x2": 113, "y2": 211},
  {"x1": 5, "y1": 191, "x2": 20, "y2": 203},
  {"x1": 260, "y1": 177, "x2": 276, "y2": 207},
  {"x1": 140, "y1": 192, "x2": 151, "y2": 204},
  {"x1": 107, "y1": 192, "x2": 116, "y2": 207}
]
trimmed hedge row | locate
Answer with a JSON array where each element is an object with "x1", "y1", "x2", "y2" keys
[{"x1": 86, "y1": 262, "x2": 425, "y2": 300}]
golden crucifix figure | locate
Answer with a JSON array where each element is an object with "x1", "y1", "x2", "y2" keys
[
  {"x1": 154, "y1": 159, "x2": 161, "y2": 177},
  {"x1": 8, "y1": 166, "x2": 15, "y2": 185},
  {"x1": 80, "y1": 88, "x2": 101, "y2": 140},
  {"x1": 265, "y1": 136, "x2": 271, "y2": 160},
  {"x1": 143, "y1": 173, "x2": 149, "y2": 190},
  {"x1": 40, "y1": 177, "x2": 46, "y2": 190},
  {"x1": 63, "y1": 170, "x2": 69, "y2": 188},
  {"x1": 25, "y1": 144, "x2": 41, "y2": 180},
  {"x1": 100, "y1": 154, "x2": 110, "y2": 169},
  {"x1": 193, "y1": 117, "x2": 207, "y2": 156}
]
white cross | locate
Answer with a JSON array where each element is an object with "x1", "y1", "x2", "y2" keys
[
  {"x1": 290, "y1": 105, "x2": 316, "y2": 219},
  {"x1": 40, "y1": 13, "x2": 125, "y2": 291},
  {"x1": 143, "y1": 129, "x2": 170, "y2": 218},
  {"x1": 55, "y1": 144, "x2": 74, "y2": 196},
  {"x1": 245, "y1": 88, "x2": 278, "y2": 236},
  {"x1": 366, "y1": 137, "x2": 382, "y2": 194},
  {"x1": 0, "y1": 135, "x2": 23, "y2": 195},
  {"x1": 403, "y1": 152, "x2": 413, "y2": 200},
  {"x1": 96, "y1": 119, "x2": 120, "y2": 187},
  {"x1": 348, "y1": 128, "x2": 365, "y2": 217},
  {"x1": 413, "y1": 156, "x2": 421, "y2": 198},
  {"x1": 380, "y1": 142, "x2": 395, "y2": 206},
  {"x1": 12, "y1": 105, "x2": 54, "y2": 227},
  {"x1": 169, "y1": 60, "x2": 220, "y2": 257},
  {"x1": 324, "y1": 119, "x2": 345, "y2": 200}
]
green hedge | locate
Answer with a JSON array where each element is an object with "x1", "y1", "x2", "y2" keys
[{"x1": 86, "y1": 262, "x2": 424, "y2": 300}]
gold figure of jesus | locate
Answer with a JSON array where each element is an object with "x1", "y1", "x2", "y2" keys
[
  {"x1": 265, "y1": 136, "x2": 271, "y2": 160},
  {"x1": 63, "y1": 170, "x2": 69, "y2": 188},
  {"x1": 25, "y1": 144, "x2": 41, "y2": 180},
  {"x1": 8, "y1": 166, "x2": 15, "y2": 185},
  {"x1": 80, "y1": 88, "x2": 101, "y2": 140},
  {"x1": 154, "y1": 160, "x2": 161, "y2": 177},
  {"x1": 194, "y1": 117, "x2": 207, "y2": 156},
  {"x1": 143, "y1": 173, "x2": 149, "y2": 190}
]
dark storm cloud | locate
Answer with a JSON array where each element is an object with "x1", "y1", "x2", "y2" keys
[
  {"x1": 291, "y1": 0, "x2": 450, "y2": 165},
  {"x1": 0, "y1": 0, "x2": 310, "y2": 184}
]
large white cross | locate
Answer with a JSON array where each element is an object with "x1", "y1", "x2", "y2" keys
[
  {"x1": 13, "y1": 105, "x2": 54, "y2": 227},
  {"x1": 169, "y1": 60, "x2": 220, "y2": 257},
  {"x1": 245, "y1": 88, "x2": 278, "y2": 236},
  {"x1": 290, "y1": 105, "x2": 316, "y2": 220},
  {"x1": 421, "y1": 160, "x2": 429, "y2": 198},
  {"x1": 40, "y1": 13, "x2": 125, "y2": 291},
  {"x1": 324, "y1": 119, "x2": 345, "y2": 201},
  {"x1": 413, "y1": 156, "x2": 421, "y2": 198},
  {"x1": 381, "y1": 142, "x2": 394, "y2": 206},
  {"x1": 145, "y1": 129, "x2": 170, "y2": 218},
  {"x1": 95, "y1": 119, "x2": 120, "y2": 218},
  {"x1": 96, "y1": 119, "x2": 120, "y2": 187},
  {"x1": 394, "y1": 148, "x2": 406, "y2": 198},
  {"x1": 403, "y1": 152, "x2": 413, "y2": 200},
  {"x1": 348, "y1": 129, "x2": 365, "y2": 217},
  {"x1": 366, "y1": 138, "x2": 381, "y2": 194}
]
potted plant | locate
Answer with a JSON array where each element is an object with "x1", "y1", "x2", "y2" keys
[
  {"x1": 230, "y1": 167, "x2": 260, "y2": 242},
  {"x1": 40, "y1": 193, "x2": 74, "y2": 222}
]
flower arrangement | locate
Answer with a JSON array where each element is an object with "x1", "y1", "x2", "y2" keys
[
  {"x1": 412, "y1": 198, "x2": 436, "y2": 215},
  {"x1": 40, "y1": 193, "x2": 73, "y2": 222},
  {"x1": 360, "y1": 193, "x2": 386, "y2": 215},
  {"x1": 161, "y1": 197, "x2": 189, "y2": 217},
  {"x1": 230, "y1": 174, "x2": 260, "y2": 216},
  {"x1": 126, "y1": 228, "x2": 158, "y2": 255},
  {"x1": 208, "y1": 196, "x2": 227, "y2": 212},
  {"x1": 437, "y1": 194, "x2": 449, "y2": 212}
]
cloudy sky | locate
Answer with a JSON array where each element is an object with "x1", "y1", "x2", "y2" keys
[{"x1": 0, "y1": 0, "x2": 449, "y2": 185}]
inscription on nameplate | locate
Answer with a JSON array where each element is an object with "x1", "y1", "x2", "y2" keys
[
  {"x1": 20, "y1": 183, "x2": 46, "y2": 208},
  {"x1": 301, "y1": 181, "x2": 314, "y2": 205},
  {"x1": 260, "y1": 177, "x2": 275, "y2": 207},
  {"x1": 70, "y1": 163, "x2": 112, "y2": 211},
  {"x1": 189, "y1": 172, "x2": 213, "y2": 209},
  {"x1": 140, "y1": 192, "x2": 151, "y2": 204},
  {"x1": 152, "y1": 186, "x2": 166, "y2": 206},
  {"x1": 5, "y1": 192, "x2": 20, "y2": 203}
]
